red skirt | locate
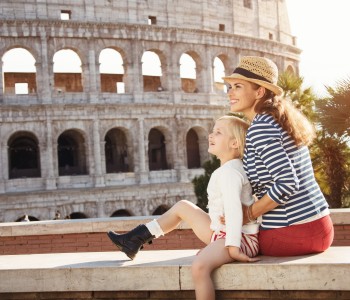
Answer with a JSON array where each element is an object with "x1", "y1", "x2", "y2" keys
[{"x1": 259, "y1": 215, "x2": 334, "y2": 256}]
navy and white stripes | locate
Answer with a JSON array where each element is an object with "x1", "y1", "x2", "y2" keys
[{"x1": 243, "y1": 114, "x2": 329, "y2": 230}]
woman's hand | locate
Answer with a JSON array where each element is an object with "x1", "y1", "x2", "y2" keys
[
  {"x1": 220, "y1": 204, "x2": 250, "y2": 225},
  {"x1": 228, "y1": 246, "x2": 260, "y2": 263}
]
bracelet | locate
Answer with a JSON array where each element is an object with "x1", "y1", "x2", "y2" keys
[{"x1": 247, "y1": 204, "x2": 256, "y2": 222}]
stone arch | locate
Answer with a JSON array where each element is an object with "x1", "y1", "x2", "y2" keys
[
  {"x1": 104, "y1": 127, "x2": 133, "y2": 173},
  {"x1": 57, "y1": 129, "x2": 88, "y2": 176},
  {"x1": 53, "y1": 48, "x2": 83, "y2": 92},
  {"x1": 142, "y1": 49, "x2": 166, "y2": 92},
  {"x1": 286, "y1": 65, "x2": 295, "y2": 74},
  {"x1": 186, "y1": 126, "x2": 208, "y2": 168},
  {"x1": 180, "y1": 51, "x2": 203, "y2": 93},
  {"x1": 2, "y1": 47, "x2": 37, "y2": 95},
  {"x1": 152, "y1": 204, "x2": 170, "y2": 215},
  {"x1": 15, "y1": 215, "x2": 40, "y2": 222},
  {"x1": 8, "y1": 131, "x2": 41, "y2": 179},
  {"x1": 110, "y1": 209, "x2": 133, "y2": 217},
  {"x1": 99, "y1": 47, "x2": 125, "y2": 93},
  {"x1": 66, "y1": 212, "x2": 88, "y2": 219},
  {"x1": 148, "y1": 127, "x2": 170, "y2": 171}
]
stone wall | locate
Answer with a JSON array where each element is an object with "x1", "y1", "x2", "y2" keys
[{"x1": 0, "y1": 0, "x2": 300, "y2": 222}]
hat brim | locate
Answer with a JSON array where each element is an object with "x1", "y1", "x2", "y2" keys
[{"x1": 222, "y1": 73, "x2": 283, "y2": 96}]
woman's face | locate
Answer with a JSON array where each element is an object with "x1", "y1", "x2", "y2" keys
[{"x1": 226, "y1": 79, "x2": 261, "y2": 120}]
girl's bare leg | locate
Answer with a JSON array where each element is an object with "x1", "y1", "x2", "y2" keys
[
  {"x1": 156, "y1": 200, "x2": 212, "y2": 244},
  {"x1": 191, "y1": 239, "x2": 233, "y2": 300}
]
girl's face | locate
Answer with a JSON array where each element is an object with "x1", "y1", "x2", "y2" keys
[
  {"x1": 208, "y1": 119, "x2": 237, "y2": 163},
  {"x1": 226, "y1": 79, "x2": 261, "y2": 121}
]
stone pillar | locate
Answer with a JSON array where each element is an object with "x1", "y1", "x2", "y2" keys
[
  {"x1": 0, "y1": 140, "x2": 7, "y2": 193},
  {"x1": 38, "y1": 33, "x2": 52, "y2": 103},
  {"x1": 44, "y1": 120, "x2": 57, "y2": 190},
  {"x1": 93, "y1": 118, "x2": 105, "y2": 187},
  {"x1": 174, "y1": 117, "x2": 189, "y2": 183},
  {"x1": 130, "y1": 41, "x2": 143, "y2": 102},
  {"x1": 0, "y1": 59, "x2": 4, "y2": 103},
  {"x1": 204, "y1": 48, "x2": 214, "y2": 94},
  {"x1": 137, "y1": 118, "x2": 148, "y2": 183},
  {"x1": 86, "y1": 42, "x2": 99, "y2": 103}
]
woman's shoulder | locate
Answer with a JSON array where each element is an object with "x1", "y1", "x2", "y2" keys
[{"x1": 247, "y1": 114, "x2": 281, "y2": 138}]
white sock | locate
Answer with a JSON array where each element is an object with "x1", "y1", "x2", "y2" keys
[{"x1": 145, "y1": 219, "x2": 164, "y2": 238}]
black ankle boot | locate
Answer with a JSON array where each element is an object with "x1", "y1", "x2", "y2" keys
[{"x1": 107, "y1": 224, "x2": 154, "y2": 260}]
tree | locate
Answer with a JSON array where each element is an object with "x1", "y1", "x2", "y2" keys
[
  {"x1": 314, "y1": 78, "x2": 350, "y2": 207},
  {"x1": 316, "y1": 78, "x2": 350, "y2": 139},
  {"x1": 278, "y1": 71, "x2": 316, "y2": 120},
  {"x1": 192, "y1": 156, "x2": 220, "y2": 211}
]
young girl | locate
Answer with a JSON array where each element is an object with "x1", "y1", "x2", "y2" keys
[
  {"x1": 222, "y1": 56, "x2": 334, "y2": 256},
  {"x1": 107, "y1": 115, "x2": 259, "y2": 300}
]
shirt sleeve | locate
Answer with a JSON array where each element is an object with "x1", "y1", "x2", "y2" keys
[
  {"x1": 251, "y1": 124, "x2": 300, "y2": 204},
  {"x1": 218, "y1": 167, "x2": 244, "y2": 247}
]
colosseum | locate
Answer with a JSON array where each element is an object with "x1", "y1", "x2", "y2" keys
[{"x1": 0, "y1": 0, "x2": 300, "y2": 222}]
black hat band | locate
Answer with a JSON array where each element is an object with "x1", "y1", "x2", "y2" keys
[{"x1": 233, "y1": 67, "x2": 272, "y2": 83}]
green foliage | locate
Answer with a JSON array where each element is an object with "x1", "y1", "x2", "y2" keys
[
  {"x1": 278, "y1": 71, "x2": 316, "y2": 120},
  {"x1": 316, "y1": 78, "x2": 350, "y2": 139},
  {"x1": 192, "y1": 156, "x2": 220, "y2": 211},
  {"x1": 311, "y1": 133, "x2": 349, "y2": 208}
]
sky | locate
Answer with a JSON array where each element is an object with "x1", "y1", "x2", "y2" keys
[{"x1": 286, "y1": 0, "x2": 350, "y2": 97}]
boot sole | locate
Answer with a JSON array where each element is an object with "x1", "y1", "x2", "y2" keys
[{"x1": 107, "y1": 232, "x2": 136, "y2": 260}]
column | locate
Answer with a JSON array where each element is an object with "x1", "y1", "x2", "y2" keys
[
  {"x1": 86, "y1": 41, "x2": 99, "y2": 103},
  {"x1": 38, "y1": 33, "x2": 52, "y2": 103},
  {"x1": 45, "y1": 120, "x2": 57, "y2": 190},
  {"x1": 0, "y1": 59, "x2": 4, "y2": 103},
  {"x1": 137, "y1": 118, "x2": 148, "y2": 183},
  {"x1": 93, "y1": 118, "x2": 105, "y2": 187},
  {"x1": 0, "y1": 141, "x2": 7, "y2": 193}
]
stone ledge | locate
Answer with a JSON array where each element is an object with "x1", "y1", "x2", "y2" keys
[
  {"x1": 0, "y1": 247, "x2": 349, "y2": 293},
  {"x1": 1, "y1": 208, "x2": 349, "y2": 237}
]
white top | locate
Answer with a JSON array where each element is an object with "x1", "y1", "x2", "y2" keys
[{"x1": 207, "y1": 159, "x2": 259, "y2": 247}]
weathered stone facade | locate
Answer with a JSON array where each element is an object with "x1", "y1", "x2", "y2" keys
[{"x1": 0, "y1": 0, "x2": 300, "y2": 222}]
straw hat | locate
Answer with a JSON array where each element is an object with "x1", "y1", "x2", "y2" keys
[{"x1": 222, "y1": 56, "x2": 283, "y2": 96}]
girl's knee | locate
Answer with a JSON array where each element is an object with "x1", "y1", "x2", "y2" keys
[{"x1": 191, "y1": 258, "x2": 210, "y2": 280}]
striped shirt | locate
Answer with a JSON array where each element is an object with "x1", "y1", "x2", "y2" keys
[{"x1": 243, "y1": 114, "x2": 329, "y2": 230}]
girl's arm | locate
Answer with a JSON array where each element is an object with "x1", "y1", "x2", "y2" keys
[{"x1": 227, "y1": 246, "x2": 260, "y2": 262}]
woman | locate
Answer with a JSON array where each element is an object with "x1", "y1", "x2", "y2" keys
[{"x1": 222, "y1": 56, "x2": 334, "y2": 256}]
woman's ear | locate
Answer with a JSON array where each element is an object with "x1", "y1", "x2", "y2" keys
[{"x1": 256, "y1": 86, "x2": 266, "y2": 100}]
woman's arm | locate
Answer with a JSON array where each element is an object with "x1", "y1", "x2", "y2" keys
[{"x1": 243, "y1": 193, "x2": 279, "y2": 223}]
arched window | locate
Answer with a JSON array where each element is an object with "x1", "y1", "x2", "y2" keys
[
  {"x1": 53, "y1": 49, "x2": 83, "y2": 92},
  {"x1": 105, "y1": 128, "x2": 130, "y2": 173},
  {"x1": 66, "y1": 212, "x2": 88, "y2": 219},
  {"x1": 142, "y1": 51, "x2": 163, "y2": 92},
  {"x1": 110, "y1": 209, "x2": 133, "y2": 217},
  {"x1": 2, "y1": 48, "x2": 37, "y2": 95},
  {"x1": 99, "y1": 48, "x2": 125, "y2": 93},
  {"x1": 148, "y1": 128, "x2": 168, "y2": 171},
  {"x1": 57, "y1": 130, "x2": 87, "y2": 176},
  {"x1": 8, "y1": 132, "x2": 41, "y2": 179},
  {"x1": 152, "y1": 205, "x2": 169, "y2": 215},
  {"x1": 180, "y1": 53, "x2": 197, "y2": 93},
  {"x1": 186, "y1": 129, "x2": 201, "y2": 169},
  {"x1": 213, "y1": 57, "x2": 226, "y2": 93}
]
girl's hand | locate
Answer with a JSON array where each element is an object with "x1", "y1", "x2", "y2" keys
[
  {"x1": 219, "y1": 215, "x2": 225, "y2": 225},
  {"x1": 228, "y1": 246, "x2": 260, "y2": 263}
]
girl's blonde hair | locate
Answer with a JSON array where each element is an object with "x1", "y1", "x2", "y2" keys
[{"x1": 217, "y1": 115, "x2": 249, "y2": 159}]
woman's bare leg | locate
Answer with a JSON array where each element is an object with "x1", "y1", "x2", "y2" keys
[
  {"x1": 191, "y1": 239, "x2": 233, "y2": 300},
  {"x1": 156, "y1": 200, "x2": 212, "y2": 244}
]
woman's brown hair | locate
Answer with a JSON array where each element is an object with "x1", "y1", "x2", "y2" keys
[{"x1": 252, "y1": 84, "x2": 315, "y2": 146}]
